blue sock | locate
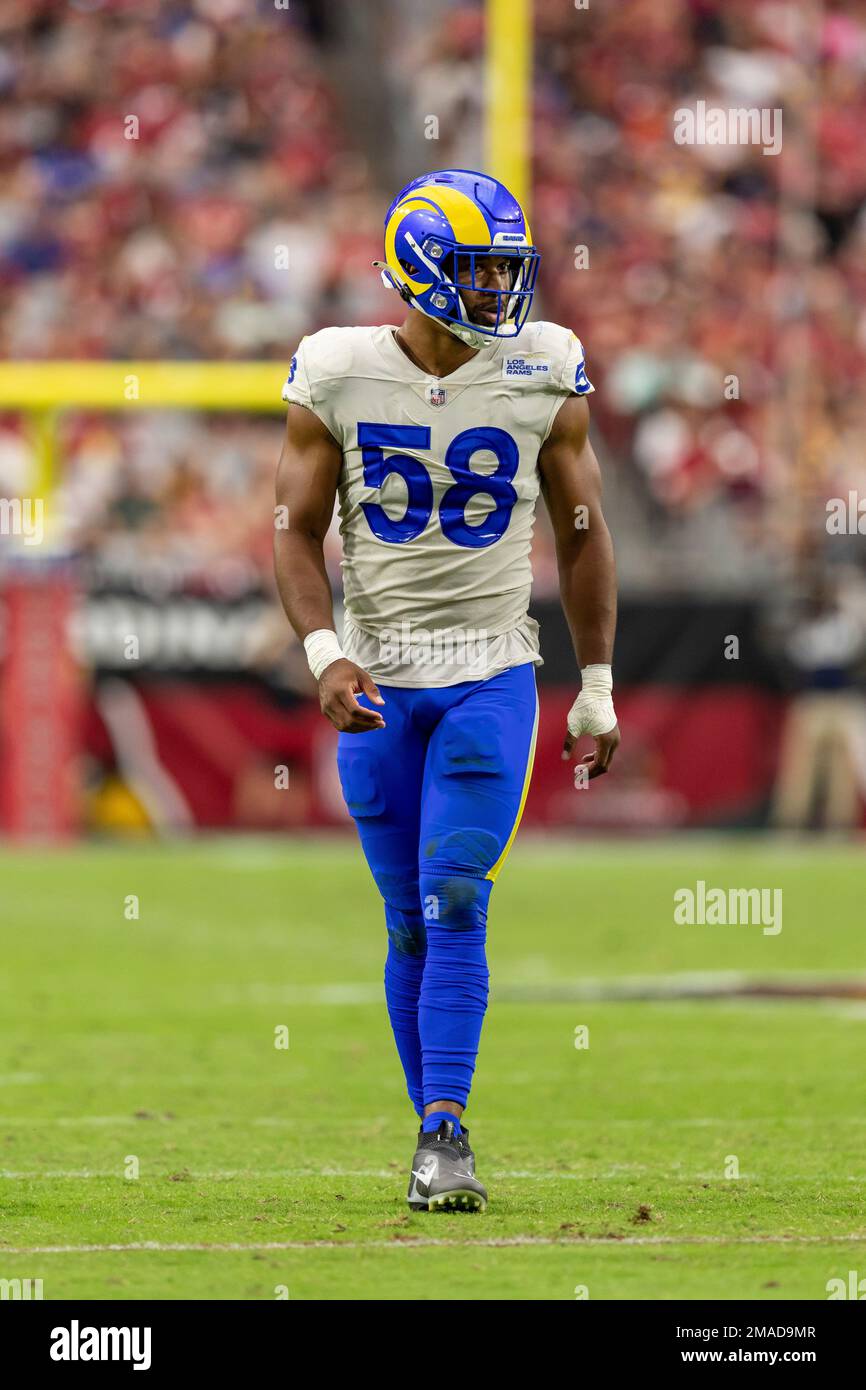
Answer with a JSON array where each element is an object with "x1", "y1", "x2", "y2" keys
[
  {"x1": 384, "y1": 939, "x2": 425, "y2": 1117},
  {"x1": 418, "y1": 874, "x2": 491, "y2": 1109},
  {"x1": 422, "y1": 1111, "x2": 462, "y2": 1136}
]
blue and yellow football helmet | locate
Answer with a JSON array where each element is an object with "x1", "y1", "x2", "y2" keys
[{"x1": 374, "y1": 169, "x2": 540, "y2": 349}]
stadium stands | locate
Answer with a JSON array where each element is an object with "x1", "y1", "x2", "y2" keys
[{"x1": 3, "y1": 1, "x2": 864, "y2": 597}]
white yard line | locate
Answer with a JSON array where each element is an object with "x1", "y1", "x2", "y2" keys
[
  {"x1": 0, "y1": 1168, "x2": 860, "y2": 1182},
  {"x1": 3, "y1": 1234, "x2": 866, "y2": 1254},
  {"x1": 4, "y1": 1113, "x2": 866, "y2": 1129},
  {"x1": 216, "y1": 970, "x2": 866, "y2": 1008},
  {"x1": 0, "y1": 1117, "x2": 138, "y2": 1126}
]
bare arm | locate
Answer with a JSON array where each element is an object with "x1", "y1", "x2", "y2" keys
[
  {"x1": 538, "y1": 394, "x2": 620, "y2": 775},
  {"x1": 273, "y1": 404, "x2": 385, "y2": 732}
]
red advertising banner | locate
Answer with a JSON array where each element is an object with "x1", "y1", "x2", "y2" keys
[
  {"x1": 80, "y1": 680, "x2": 790, "y2": 834},
  {"x1": 1, "y1": 570, "x2": 80, "y2": 840}
]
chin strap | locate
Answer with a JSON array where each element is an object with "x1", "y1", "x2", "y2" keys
[{"x1": 443, "y1": 318, "x2": 495, "y2": 351}]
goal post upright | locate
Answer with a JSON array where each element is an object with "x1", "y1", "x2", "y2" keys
[{"x1": 484, "y1": 0, "x2": 533, "y2": 217}]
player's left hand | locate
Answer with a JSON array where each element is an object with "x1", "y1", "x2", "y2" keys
[
  {"x1": 566, "y1": 725, "x2": 620, "y2": 779},
  {"x1": 562, "y1": 689, "x2": 620, "y2": 779}
]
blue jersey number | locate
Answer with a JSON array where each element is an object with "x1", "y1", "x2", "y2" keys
[{"x1": 357, "y1": 423, "x2": 519, "y2": 549}]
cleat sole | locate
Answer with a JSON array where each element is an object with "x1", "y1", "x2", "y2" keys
[{"x1": 427, "y1": 1188, "x2": 487, "y2": 1213}]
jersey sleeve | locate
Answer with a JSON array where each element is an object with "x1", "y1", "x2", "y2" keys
[
  {"x1": 562, "y1": 331, "x2": 594, "y2": 397},
  {"x1": 281, "y1": 336, "x2": 314, "y2": 410},
  {"x1": 280, "y1": 331, "x2": 342, "y2": 444}
]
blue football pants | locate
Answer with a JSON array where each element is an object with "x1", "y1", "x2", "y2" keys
[{"x1": 336, "y1": 663, "x2": 538, "y2": 1113}]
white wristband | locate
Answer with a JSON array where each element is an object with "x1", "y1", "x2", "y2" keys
[
  {"x1": 579, "y1": 664, "x2": 613, "y2": 700},
  {"x1": 567, "y1": 664, "x2": 617, "y2": 738},
  {"x1": 303, "y1": 628, "x2": 345, "y2": 681}
]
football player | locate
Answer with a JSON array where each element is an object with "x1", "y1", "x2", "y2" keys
[{"x1": 274, "y1": 169, "x2": 619, "y2": 1211}]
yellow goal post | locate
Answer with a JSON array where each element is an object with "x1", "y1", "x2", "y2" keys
[
  {"x1": 484, "y1": 0, "x2": 532, "y2": 217},
  {"x1": 0, "y1": 361, "x2": 287, "y2": 501}
]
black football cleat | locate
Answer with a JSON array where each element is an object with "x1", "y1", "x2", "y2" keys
[{"x1": 406, "y1": 1119, "x2": 488, "y2": 1212}]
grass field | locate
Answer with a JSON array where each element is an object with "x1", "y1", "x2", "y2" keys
[{"x1": 1, "y1": 835, "x2": 864, "y2": 1301}]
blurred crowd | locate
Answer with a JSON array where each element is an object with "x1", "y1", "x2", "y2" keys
[
  {"x1": 0, "y1": 0, "x2": 388, "y2": 594},
  {"x1": 0, "y1": 0, "x2": 390, "y2": 359},
  {"x1": 404, "y1": 0, "x2": 866, "y2": 588},
  {"x1": 1, "y1": 0, "x2": 865, "y2": 598}
]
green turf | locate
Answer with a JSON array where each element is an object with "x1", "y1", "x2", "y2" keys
[{"x1": 1, "y1": 836, "x2": 864, "y2": 1300}]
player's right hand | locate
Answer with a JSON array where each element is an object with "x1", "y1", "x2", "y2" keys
[{"x1": 318, "y1": 659, "x2": 386, "y2": 733}]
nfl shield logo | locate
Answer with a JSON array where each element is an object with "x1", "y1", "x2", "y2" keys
[{"x1": 427, "y1": 384, "x2": 447, "y2": 407}]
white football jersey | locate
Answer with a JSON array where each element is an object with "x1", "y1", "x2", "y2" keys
[{"x1": 281, "y1": 320, "x2": 593, "y2": 686}]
